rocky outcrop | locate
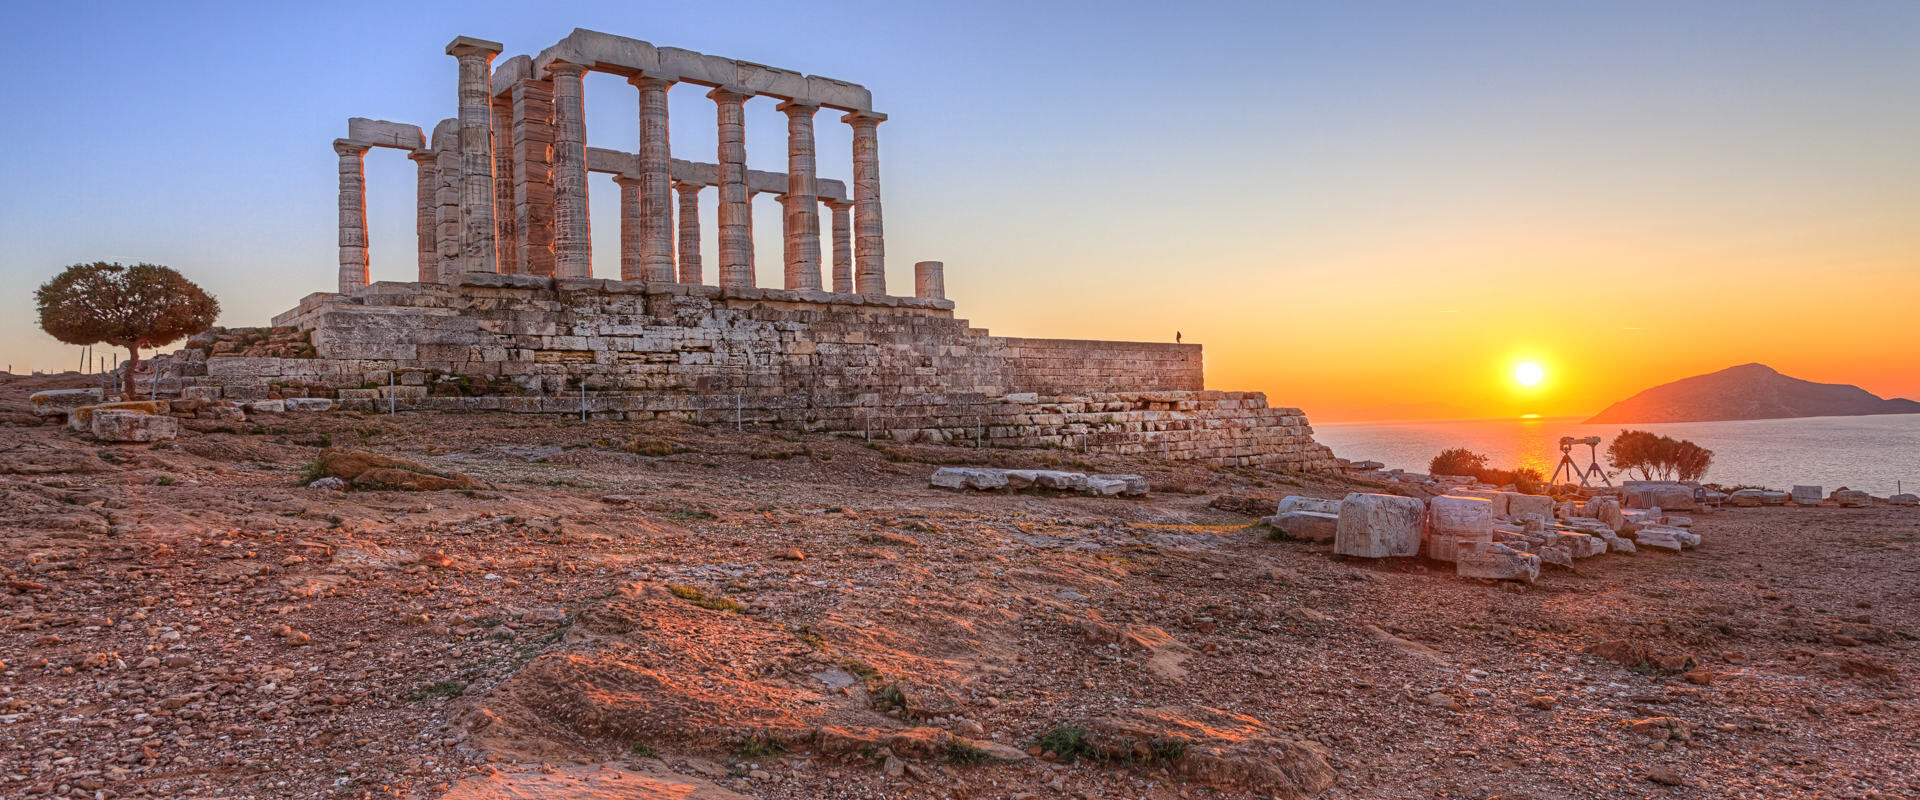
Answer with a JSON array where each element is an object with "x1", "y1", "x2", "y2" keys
[{"x1": 1079, "y1": 706, "x2": 1336, "y2": 799}]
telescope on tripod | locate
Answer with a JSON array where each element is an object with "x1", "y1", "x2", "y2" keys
[{"x1": 1548, "y1": 435, "x2": 1611, "y2": 488}]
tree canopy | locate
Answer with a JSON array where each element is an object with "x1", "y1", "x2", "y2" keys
[
  {"x1": 36, "y1": 262, "x2": 219, "y2": 396},
  {"x1": 1606, "y1": 430, "x2": 1714, "y2": 482}
]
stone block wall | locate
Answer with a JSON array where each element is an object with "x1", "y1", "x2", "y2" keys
[{"x1": 152, "y1": 275, "x2": 1333, "y2": 470}]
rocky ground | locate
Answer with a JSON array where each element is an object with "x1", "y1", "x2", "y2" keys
[{"x1": 1, "y1": 371, "x2": 1916, "y2": 800}]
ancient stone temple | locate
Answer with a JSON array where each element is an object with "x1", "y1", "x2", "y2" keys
[{"x1": 178, "y1": 29, "x2": 1335, "y2": 470}]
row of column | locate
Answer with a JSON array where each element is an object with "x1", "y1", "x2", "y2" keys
[
  {"x1": 540, "y1": 61, "x2": 887, "y2": 294},
  {"x1": 337, "y1": 40, "x2": 891, "y2": 296}
]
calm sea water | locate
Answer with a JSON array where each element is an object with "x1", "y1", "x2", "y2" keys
[{"x1": 1311, "y1": 414, "x2": 1920, "y2": 497}]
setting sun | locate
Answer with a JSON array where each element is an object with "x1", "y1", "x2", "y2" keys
[{"x1": 1515, "y1": 362, "x2": 1545, "y2": 386}]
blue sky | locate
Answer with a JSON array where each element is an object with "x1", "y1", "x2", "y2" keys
[{"x1": 3, "y1": 1, "x2": 1916, "y2": 419}]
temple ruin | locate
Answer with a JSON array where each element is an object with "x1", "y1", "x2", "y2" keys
[{"x1": 163, "y1": 29, "x2": 1337, "y2": 470}]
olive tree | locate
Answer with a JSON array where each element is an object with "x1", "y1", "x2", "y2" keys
[{"x1": 36, "y1": 262, "x2": 219, "y2": 397}]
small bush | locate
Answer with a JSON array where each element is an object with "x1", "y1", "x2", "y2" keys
[
  {"x1": 405, "y1": 680, "x2": 466, "y2": 701},
  {"x1": 630, "y1": 742, "x2": 659, "y2": 758},
  {"x1": 735, "y1": 731, "x2": 787, "y2": 760},
  {"x1": 944, "y1": 736, "x2": 991, "y2": 764},
  {"x1": 1031, "y1": 725, "x2": 1100, "y2": 764},
  {"x1": 666, "y1": 583, "x2": 745, "y2": 614}
]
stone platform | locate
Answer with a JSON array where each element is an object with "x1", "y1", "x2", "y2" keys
[{"x1": 149, "y1": 275, "x2": 1336, "y2": 471}]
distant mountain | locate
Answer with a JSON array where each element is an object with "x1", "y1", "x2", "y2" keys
[{"x1": 1586, "y1": 363, "x2": 1920, "y2": 424}]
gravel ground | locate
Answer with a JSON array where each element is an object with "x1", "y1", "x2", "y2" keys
[{"x1": 2, "y1": 372, "x2": 1915, "y2": 800}]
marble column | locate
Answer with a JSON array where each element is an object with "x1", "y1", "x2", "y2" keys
[
  {"x1": 510, "y1": 78, "x2": 556, "y2": 277},
  {"x1": 710, "y1": 88, "x2": 753, "y2": 288},
  {"x1": 824, "y1": 199, "x2": 853, "y2": 293},
  {"x1": 843, "y1": 111, "x2": 887, "y2": 294},
  {"x1": 448, "y1": 37, "x2": 503, "y2": 274},
  {"x1": 778, "y1": 102, "x2": 822, "y2": 290},
  {"x1": 548, "y1": 62, "x2": 592, "y2": 278},
  {"x1": 432, "y1": 126, "x2": 462, "y2": 281},
  {"x1": 674, "y1": 180, "x2": 703, "y2": 284},
  {"x1": 490, "y1": 94, "x2": 517, "y2": 273},
  {"x1": 914, "y1": 261, "x2": 945, "y2": 300},
  {"x1": 614, "y1": 174, "x2": 643, "y2": 280},
  {"x1": 408, "y1": 150, "x2": 437, "y2": 283},
  {"x1": 632, "y1": 76, "x2": 677, "y2": 282},
  {"x1": 333, "y1": 139, "x2": 371, "y2": 293}
]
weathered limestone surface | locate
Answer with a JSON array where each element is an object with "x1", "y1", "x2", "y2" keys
[
  {"x1": 1268, "y1": 511, "x2": 1338, "y2": 543},
  {"x1": 915, "y1": 261, "x2": 945, "y2": 300},
  {"x1": 1446, "y1": 489, "x2": 1507, "y2": 518},
  {"x1": 334, "y1": 140, "x2": 371, "y2": 292},
  {"x1": 1333, "y1": 493, "x2": 1425, "y2": 559},
  {"x1": 845, "y1": 111, "x2": 885, "y2": 294},
  {"x1": 1791, "y1": 485, "x2": 1823, "y2": 506},
  {"x1": 91, "y1": 410, "x2": 178, "y2": 443},
  {"x1": 1455, "y1": 540, "x2": 1539, "y2": 583},
  {"x1": 779, "y1": 101, "x2": 822, "y2": 290},
  {"x1": 29, "y1": 389, "x2": 103, "y2": 416},
  {"x1": 712, "y1": 89, "x2": 753, "y2": 287},
  {"x1": 825, "y1": 199, "x2": 853, "y2": 293},
  {"x1": 449, "y1": 37, "x2": 504, "y2": 275},
  {"x1": 1504, "y1": 493, "x2": 1554, "y2": 523},
  {"x1": 1888, "y1": 493, "x2": 1917, "y2": 506},
  {"x1": 673, "y1": 181, "x2": 702, "y2": 283},
  {"x1": 548, "y1": 62, "x2": 592, "y2": 278},
  {"x1": 509, "y1": 72, "x2": 557, "y2": 276},
  {"x1": 633, "y1": 76, "x2": 677, "y2": 281},
  {"x1": 1833, "y1": 489, "x2": 1872, "y2": 508},
  {"x1": 1276, "y1": 496, "x2": 1342, "y2": 516},
  {"x1": 408, "y1": 150, "x2": 439, "y2": 281},
  {"x1": 1428, "y1": 495, "x2": 1494, "y2": 563}
]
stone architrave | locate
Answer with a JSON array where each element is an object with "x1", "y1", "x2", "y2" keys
[
  {"x1": 490, "y1": 94, "x2": 518, "y2": 273},
  {"x1": 1428, "y1": 495, "x2": 1494, "y2": 563},
  {"x1": 448, "y1": 37, "x2": 504, "y2": 274},
  {"x1": 333, "y1": 139, "x2": 371, "y2": 293},
  {"x1": 824, "y1": 198, "x2": 853, "y2": 292},
  {"x1": 632, "y1": 76, "x2": 677, "y2": 282},
  {"x1": 914, "y1": 261, "x2": 945, "y2": 300},
  {"x1": 614, "y1": 174, "x2": 643, "y2": 280},
  {"x1": 548, "y1": 61, "x2": 592, "y2": 278},
  {"x1": 1333, "y1": 493, "x2": 1426, "y2": 559},
  {"x1": 511, "y1": 78, "x2": 556, "y2": 276},
  {"x1": 778, "y1": 101, "x2": 822, "y2": 290},
  {"x1": 710, "y1": 88, "x2": 753, "y2": 288},
  {"x1": 673, "y1": 180, "x2": 702, "y2": 284},
  {"x1": 843, "y1": 110, "x2": 887, "y2": 294},
  {"x1": 407, "y1": 150, "x2": 438, "y2": 281},
  {"x1": 1790, "y1": 485, "x2": 1823, "y2": 506}
]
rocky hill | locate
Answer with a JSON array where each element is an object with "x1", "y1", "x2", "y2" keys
[{"x1": 1586, "y1": 363, "x2": 1920, "y2": 424}]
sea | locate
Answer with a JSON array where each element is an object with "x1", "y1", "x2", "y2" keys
[{"x1": 1310, "y1": 414, "x2": 1920, "y2": 497}]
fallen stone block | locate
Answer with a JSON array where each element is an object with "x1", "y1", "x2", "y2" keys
[
  {"x1": 1791, "y1": 485, "x2": 1823, "y2": 506},
  {"x1": 1833, "y1": 489, "x2": 1872, "y2": 508},
  {"x1": 1033, "y1": 471, "x2": 1088, "y2": 491},
  {"x1": 1090, "y1": 474, "x2": 1149, "y2": 496},
  {"x1": 1504, "y1": 493, "x2": 1554, "y2": 523},
  {"x1": 68, "y1": 401, "x2": 166, "y2": 431},
  {"x1": 1277, "y1": 495, "x2": 1343, "y2": 516},
  {"x1": 1456, "y1": 540, "x2": 1539, "y2": 583},
  {"x1": 198, "y1": 404, "x2": 245, "y2": 422},
  {"x1": 1266, "y1": 510, "x2": 1339, "y2": 543},
  {"x1": 1545, "y1": 531, "x2": 1606, "y2": 559},
  {"x1": 1537, "y1": 543, "x2": 1574, "y2": 568},
  {"x1": 1726, "y1": 489, "x2": 1766, "y2": 507},
  {"x1": 285, "y1": 397, "x2": 336, "y2": 412},
  {"x1": 930, "y1": 467, "x2": 1007, "y2": 491},
  {"x1": 179, "y1": 385, "x2": 222, "y2": 402},
  {"x1": 1084, "y1": 476, "x2": 1128, "y2": 496},
  {"x1": 1633, "y1": 527, "x2": 1684, "y2": 552},
  {"x1": 1448, "y1": 489, "x2": 1508, "y2": 517},
  {"x1": 30, "y1": 388, "x2": 103, "y2": 416},
  {"x1": 1333, "y1": 493, "x2": 1425, "y2": 559},
  {"x1": 1890, "y1": 493, "x2": 1918, "y2": 507},
  {"x1": 90, "y1": 409, "x2": 178, "y2": 443},
  {"x1": 1428, "y1": 495, "x2": 1494, "y2": 562},
  {"x1": 245, "y1": 400, "x2": 286, "y2": 413}
]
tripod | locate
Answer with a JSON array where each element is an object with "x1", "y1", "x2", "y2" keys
[{"x1": 1548, "y1": 436, "x2": 1612, "y2": 488}]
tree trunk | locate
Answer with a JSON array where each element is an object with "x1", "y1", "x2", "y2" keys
[{"x1": 121, "y1": 342, "x2": 139, "y2": 399}]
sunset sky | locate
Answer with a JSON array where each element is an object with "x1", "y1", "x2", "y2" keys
[{"x1": 1, "y1": 1, "x2": 1915, "y2": 421}]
